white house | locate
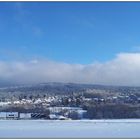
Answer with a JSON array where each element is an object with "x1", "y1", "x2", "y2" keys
[
  {"x1": 49, "y1": 114, "x2": 57, "y2": 120},
  {"x1": 19, "y1": 113, "x2": 31, "y2": 119},
  {"x1": 0, "y1": 112, "x2": 18, "y2": 119},
  {"x1": 58, "y1": 115, "x2": 68, "y2": 120},
  {"x1": 0, "y1": 112, "x2": 7, "y2": 119},
  {"x1": 77, "y1": 110, "x2": 87, "y2": 119},
  {"x1": 6, "y1": 112, "x2": 18, "y2": 119}
]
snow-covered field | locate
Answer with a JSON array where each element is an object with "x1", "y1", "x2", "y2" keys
[{"x1": 0, "y1": 119, "x2": 140, "y2": 138}]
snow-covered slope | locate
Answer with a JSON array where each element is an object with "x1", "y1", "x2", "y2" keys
[{"x1": 0, "y1": 120, "x2": 140, "y2": 138}]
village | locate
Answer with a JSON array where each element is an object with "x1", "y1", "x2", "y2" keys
[
  {"x1": 0, "y1": 83, "x2": 140, "y2": 119},
  {"x1": 0, "y1": 107, "x2": 87, "y2": 120},
  {"x1": 0, "y1": 95, "x2": 88, "y2": 120}
]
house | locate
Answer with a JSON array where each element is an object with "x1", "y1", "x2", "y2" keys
[
  {"x1": 19, "y1": 113, "x2": 31, "y2": 119},
  {"x1": 58, "y1": 115, "x2": 68, "y2": 120},
  {"x1": 31, "y1": 113, "x2": 47, "y2": 119},
  {"x1": 77, "y1": 110, "x2": 87, "y2": 119},
  {"x1": 6, "y1": 112, "x2": 18, "y2": 119},
  {"x1": 0, "y1": 112, "x2": 18, "y2": 119},
  {"x1": 48, "y1": 107, "x2": 84, "y2": 113},
  {"x1": 0, "y1": 102, "x2": 11, "y2": 106},
  {"x1": 0, "y1": 112, "x2": 7, "y2": 119},
  {"x1": 49, "y1": 114, "x2": 57, "y2": 120},
  {"x1": 48, "y1": 107, "x2": 87, "y2": 119}
]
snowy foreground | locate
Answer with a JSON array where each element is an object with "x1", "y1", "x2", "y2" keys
[{"x1": 0, "y1": 119, "x2": 140, "y2": 138}]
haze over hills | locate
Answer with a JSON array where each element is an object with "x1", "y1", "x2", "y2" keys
[
  {"x1": 0, "y1": 82, "x2": 136, "y2": 91},
  {"x1": 0, "y1": 82, "x2": 140, "y2": 98}
]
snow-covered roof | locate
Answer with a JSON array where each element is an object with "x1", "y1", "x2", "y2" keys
[
  {"x1": 14, "y1": 101, "x2": 20, "y2": 104},
  {"x1": 58, "y1": 115, "x2": 67, "y2": 120},
  {"x1": 48, "y1": 107, "x2": 82, "y2": 111},
  {"x1": 0, "y1": 102, "x2": 11, "y2": 106},
  {"x1": 49, "y1": 114, "x2": 57, "y2": 119}
]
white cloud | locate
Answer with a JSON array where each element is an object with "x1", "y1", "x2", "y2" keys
[{"x1": 1, "y1": 53, "x2": 140, "y2": 86}]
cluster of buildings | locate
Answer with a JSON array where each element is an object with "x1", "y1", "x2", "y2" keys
[
  {"x1": 0, "y1": 107, "x2": 87, "y2": 120},
  {"x1": 0, "y1": 112, "x2": 31, "y2": 119},
  {"x1": 0, "y1": 96, "x2": 60, "y2": 109},
  {"x1": 48, "y1": 107, "x2": 87, "y2": 120}
]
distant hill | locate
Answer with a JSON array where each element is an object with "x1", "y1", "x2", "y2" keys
[{"x1": 0, "y1": 82, "x2": 140, "y2": 98}]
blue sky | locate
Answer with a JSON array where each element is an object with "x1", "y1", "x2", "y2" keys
[
  {"x1": 1, "y1": 2, "x2": 140, "y2": 86},
  {"x1": 1, "y1": 2, "x2": 140, "y2": 64}
]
